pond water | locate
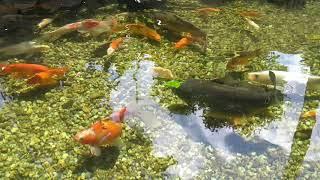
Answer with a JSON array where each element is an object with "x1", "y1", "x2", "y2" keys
[{"x1": 0, "y1": 0, "x2": 320, "y2": 179}]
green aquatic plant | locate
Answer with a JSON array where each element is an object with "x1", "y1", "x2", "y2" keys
[{"x1": 164, "y1": 80, "x2": 183, "y2": 89}]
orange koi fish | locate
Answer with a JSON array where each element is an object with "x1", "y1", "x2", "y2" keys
[
  {"x1": 126, "y1": 24, "x2": 161, "y2": 42},
  {"x1": 74, "y1": 107, "x2": 127, "y2": 156},
  {"x1": 107, "y1": 37, "x2": 123, "y2": 55},
  {"x1": 226, "y1": 49, "x2": 261, "y2": 70},
  {"x1": 0, "y1": 63, "x2": 49, "y2": 77},
  {"x1": 302, "y1": 110, "x2": 317, "y2": 119},
  {"x1": 239, "y1": 11, "x2": 262, "y2": 18},
  {"x1": 197, "y1": 7, "x2": 221, "y2": 15},
  {"x1": 27, "y1": 67, "x2": 68, "y2": 87},
  {"x1": 174, "y1": 36, "x2": 193, "y2": 49}
]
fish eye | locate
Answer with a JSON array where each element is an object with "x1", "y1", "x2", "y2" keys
[{"x1": 255, "y1": 74, "x2": 259, "y2": 79}]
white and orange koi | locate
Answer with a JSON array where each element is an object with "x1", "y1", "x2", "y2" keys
[
  {"x1": 74, "y1": 107, "x2": 127, "y2": 156},
  {"x1": 107, "y1": 37, "x2": 124, "y2": 55}
]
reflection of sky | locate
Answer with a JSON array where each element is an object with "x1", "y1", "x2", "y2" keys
[
  {"x1": 304, "y1": 109, "x2": 320, "y2": 161},
  {"x1": 109, "y1": 59, "x2": 210, "y2": 179},
  {"x1": 0, "y1": 93, "x2": 4, "y2": 108},
  {"x1": 272, "y1": 51, "x2": 310, "y2": 73},
  {"x1": 106, "y1": 52, "x2": 318, "y2": 178},
  {"x1": 0, "y1": 85, "x2": 8, "y2": 108},
  {"x1": 257, "y1": 51, "x2": 308, "y2": 153}
]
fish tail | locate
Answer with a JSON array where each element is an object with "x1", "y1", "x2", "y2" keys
[
  {"x1": 118, "y1": 107, "x2": 127, "y2": 123},
  {"x1": 0, "y1": 64, "x2": 7, "y2": 75},
  {"x1": 110, "y1": 107, "x2": 128, "y2": 123}
]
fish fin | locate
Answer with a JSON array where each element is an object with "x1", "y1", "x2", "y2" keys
[
  {"x1": 89, "y1": 145, "x2": 101, "y2": 156},
  {"x1": 268, "y1": 71, "x2": 276, "y2": 90},
  {"x1": 269, "y1": 70, "x2": 279, "y2": 102},
  {"x1": 25, "y1": 53, "x2": 34, "y2": 59}
]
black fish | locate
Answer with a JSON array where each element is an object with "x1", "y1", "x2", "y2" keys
[{"x1": 174, "y1": 79, "x2": 283, "y2": 113}]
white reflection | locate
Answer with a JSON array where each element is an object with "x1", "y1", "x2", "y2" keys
[
  {"x1": 172, "y1": 108, "x2": 236, "y2": 161},
  {"x1": 0, "y1": 86, "x2": 9, "y2": 108},
  {"x1": 0, "y1": 93, "x2": 4, "y2": 108},
  {"x1": 109, "y1": 59, "x2": 210, "y2": 179},
  {"x1": 258, "y1": 51, "x2": 309, "y2": 152}
]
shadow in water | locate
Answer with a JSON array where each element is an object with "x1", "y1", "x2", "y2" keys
[{"x1": 74, "y1": 146, "x2": 120, "y2": 173}]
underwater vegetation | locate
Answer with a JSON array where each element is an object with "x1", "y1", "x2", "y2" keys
[{"x1": 0, "y1": 0, "x2": 320, "y2": 179}]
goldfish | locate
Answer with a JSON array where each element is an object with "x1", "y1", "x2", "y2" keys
[
  {"x1": 239, "y1": 11, "x2": 262, "y2": 18},
  {"x1": 153, "y1": 67, "x2": 174, "y2": 79},
  {"x1": 27, "y1": 67, "x2": 68, "y2": 87},
  {"x1": 37, "y1": 18, "x2": 53, "y2": 29},
  {"x1": 196, "y1": 7, "x2": 222, "y2": 15},
  {"x1": 174, "y1": 35, "x2": 193, "y2": 49},
  {"x1": 74, "y1": 107, "x2": 127, "y2": 156},
  {"x1": 0, "y1": 63, "x2": 49, "y2": 78},
  {"x1": 302, "y1": 110, "x2": 317, "y2": 119},
  {"x1": 107, "y1": 37, "x2": 123, "y2": 55},
  {"x1": 226, "y1": 49, "x2": 261, "y2": 70},
  {"x1": 43, "y1": 18, "x2": 118, "y2": 41},
  {"x1": 247, "y1": 70, "x2": 320, "y2": 91},
  {"x1": 0, "y1": 41, "x2": 49, "y2": 57},
  {"x1": 126, "y1": 24, "x2": 161, "y2": 42}
]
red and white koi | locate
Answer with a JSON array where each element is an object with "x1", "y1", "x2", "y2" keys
[{"x1": 43, "y1": 18, "x2": 118, "y2": 41}]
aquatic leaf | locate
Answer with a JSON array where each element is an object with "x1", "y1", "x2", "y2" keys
[{"x1": 164, "y1": 80, "x2": 182, "y2": 89}]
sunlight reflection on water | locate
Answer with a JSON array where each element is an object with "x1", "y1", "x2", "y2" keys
[
  {"x1": 107, "y1": 51, "x2": 318, "y2": 179},
  {"x1": 109, "y1": 58, "x2": 214, "y2": 179},
  {"x1": 257, "y1": 51, "x2": 308, "y2": 153}
]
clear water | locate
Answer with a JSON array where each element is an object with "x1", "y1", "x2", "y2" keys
[{"x1": 0, "y1": 0, "x2": 320, "y2": 179}]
